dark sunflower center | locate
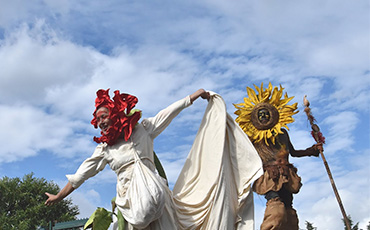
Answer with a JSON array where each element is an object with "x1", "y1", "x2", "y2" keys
[{"x1": 251, "y1": 103, "x2": 279, "y2": 130}]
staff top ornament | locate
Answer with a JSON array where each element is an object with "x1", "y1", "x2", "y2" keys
[{"x1": 234, "y1": 82, "x2": 298, "y2": 145}]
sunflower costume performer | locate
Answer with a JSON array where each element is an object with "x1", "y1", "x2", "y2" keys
[{"x1": 234, "y1": 83, "x2": 322, "y2": 230}]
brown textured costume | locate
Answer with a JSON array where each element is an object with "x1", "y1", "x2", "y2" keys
[
  {"x1": 252, "y1": 129, "x2": 319, "y2": 230},
  {"x1": 234, "y1": 83, "x2": 322, "y2": 230}
]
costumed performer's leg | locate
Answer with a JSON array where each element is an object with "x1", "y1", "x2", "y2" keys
[
  {"x1": 284, "y1": 207, "x2": 299, "y2": 230},
  {"x1": 278, "y1": 187, "x2": 299, "y2": 230},
  {"x1": 260, "y1": 197, "x2": 287, "y2": 230},
  {"x1": 147, "y1": 186, "x2": 179, "y2": 230}
]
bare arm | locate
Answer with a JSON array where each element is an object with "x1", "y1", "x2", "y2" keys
[
  {"x1": 45, "y1": 181, "x2": 75, "y2": 206},
  {"x1": 190, "y1": 89, "x2": 210, "y2": 103},
  {"x1": 281, "y1": 129, "x2": 322, "y2": 157}
]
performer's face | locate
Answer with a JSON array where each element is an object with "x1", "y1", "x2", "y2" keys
[
  {"x1": 96, "y1": 107, "x2": 112, "y2": 134},
  {"x1": 258, "y1": 108, "x2": 270, "y2": 124}
]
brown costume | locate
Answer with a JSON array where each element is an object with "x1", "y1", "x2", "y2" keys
[
  {"x1": 234, "y1": 83, "x2": 322, "y2": 230},
  {"x1": 252, "y1": 129, "x2": 319, "y2": 230}
]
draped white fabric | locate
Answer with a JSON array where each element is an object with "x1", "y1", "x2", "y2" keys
[
  {"x1": 116, "y1": 150, "x2": 167, "y2": 229},
  {"x1": 173, "y1": 92, "x2": 263, "y2": 230}
]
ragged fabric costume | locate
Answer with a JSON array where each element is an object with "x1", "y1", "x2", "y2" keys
[
  {"x1": 67, "y1": 90, "x2": 263, "y2": 230},
  {"x1": 234, "y1": 83, "x2": 320, "y2": 230},
  {"x1": 252, "y1": 129, "x2": 319, "y2": 230}
]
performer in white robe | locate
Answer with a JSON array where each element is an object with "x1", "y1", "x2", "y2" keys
[{"x1": 45, "y1": 89, "x2": 262, "y2": 230}]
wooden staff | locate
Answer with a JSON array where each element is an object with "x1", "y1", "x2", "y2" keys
[{"x1": 303, "y1": 95, "x2": 351, "y2": 230}]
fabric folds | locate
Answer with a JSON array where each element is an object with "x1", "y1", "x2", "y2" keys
[
  {"x1": 116, "y1": 151, "x2": 166, "y2": 229},
  {"x1": 173, "y1": 92, "x2": 263, "y2": 230}
]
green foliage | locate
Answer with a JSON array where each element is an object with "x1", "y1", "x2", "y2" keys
[
  {"x1": 116, "y1": 209, "x2": 127, "y2": 230},
  {"x1": 0, "y1": 173, "x2": 79, "y2": 230},
  {"x1": 343, "y1": 215, "x2": 359, "y2": 230},
  {"x1": 84, "y1": 207, "x2": 112, "y2": 230},
  {"x1": 153, "y1": 151, "x2": 167, "y2": 181},
  {"x1": 84, "y1": 200, "x2": 127, "y2": 230},
  {"x1": 305, "y1": 221, "x2": 316, "y2": 230}
]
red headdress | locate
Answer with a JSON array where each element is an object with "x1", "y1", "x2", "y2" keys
[{"x1": 91, "y1": 89, "x2": 142, "y2": 145}]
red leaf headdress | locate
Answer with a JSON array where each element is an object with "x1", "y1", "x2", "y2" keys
[{"x1": 91, "y1": 89, "x2": 142, "y2": 145}]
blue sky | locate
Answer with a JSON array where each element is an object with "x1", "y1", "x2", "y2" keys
[{"x1": 0, "y1": 1, "x2": 369, "y2": 229}]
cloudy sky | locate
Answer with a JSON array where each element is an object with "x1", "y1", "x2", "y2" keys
[{"x1": 0, "y1": 0, "x2": 369, "y2": 229}]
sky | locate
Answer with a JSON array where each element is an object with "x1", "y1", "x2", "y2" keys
[{"x1": 0, "y1": 0, "x2": 369, "y2": 229}]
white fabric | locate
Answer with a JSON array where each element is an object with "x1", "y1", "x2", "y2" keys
[
  {"x1": 117, "y1": 150, "x2": 166, "y2": 229},
  {"x1": 66, "y1": 93, "x2": 263, "y2": 230},
  {"x1": 173, "y1": 92, "x2": 263, "y2": 230}
]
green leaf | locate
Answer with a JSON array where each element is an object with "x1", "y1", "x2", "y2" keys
[
  {"x1": 153, "y1": 151, "x2": 167, "y2": 182},
  {"x1": 111, "y1": 197, "x2": 117, "y2": 213},
  {"x1": 117, "y1": 209, "x2": 127, "y2": 230},
  {"x1": 84, "y1": 207, "x2": 112, "y2": 230},
  {"x1": 84, "y1": 213, "x2": 94, "y2": 229}
]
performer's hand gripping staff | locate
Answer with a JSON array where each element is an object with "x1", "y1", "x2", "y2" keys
[{"x1": 303, "y1": 95, "x2": 351, "y2": 230}]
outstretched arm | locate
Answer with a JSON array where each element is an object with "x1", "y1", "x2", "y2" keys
[
  {"x1": 144, "y1": 88, "x2": 211, "y2": 139},
  {"x1": 190, "y1": 89, "x2": 210, "y2": 103},
  {"x1": 45, "y1": 181, "x2": 75, "y2": 206},
  {"x1": 281, "y1": 129, "x2": 323, "y2": 157}
]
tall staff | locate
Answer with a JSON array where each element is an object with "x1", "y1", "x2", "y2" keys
[{"x1": 303, "y1": 95, "x2": 351, "y2": 230}]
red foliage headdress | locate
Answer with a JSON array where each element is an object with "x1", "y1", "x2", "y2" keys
[{"x1": 91, "y1": 89, "x2": 142, "y2": 145}]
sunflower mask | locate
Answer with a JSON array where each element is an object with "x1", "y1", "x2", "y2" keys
[{"x1": 234, "y1": 83, "x2": 298, "y2": 145}]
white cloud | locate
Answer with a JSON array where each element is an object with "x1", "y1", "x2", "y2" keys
[
  {"x1": 0, "y1": 0, "x2": 39, "y2": 28},
  {"x1": 0, "y1": 104, "x2": 92, "y2": 163},
  {"x1": 0, "y1": 21, "x2": 96, "y2": 105},
  {"x1": 70, "y1": 189, "x2": 105, "y2": 219},
  {"x1": 323, "y1": 111, "x2": 359, "y2": 154}
]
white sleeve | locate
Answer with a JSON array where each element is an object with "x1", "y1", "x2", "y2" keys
[
  {"x1": 66, "y1": 145, "x2": 108, "y2": 189},
  {"x1": 141, "y1": 96, "x2": 192, "y2": 139}
]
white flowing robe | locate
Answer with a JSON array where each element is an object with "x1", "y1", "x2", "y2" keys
[
  {"x1": 173, "y1": 92, "x2": 263, "y2": 230},
  {"x1": 67, "y1": 92, "x2": 263, "y2": 230}
]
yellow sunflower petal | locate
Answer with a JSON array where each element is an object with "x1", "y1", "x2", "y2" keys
[
  {"x1": 269, "y1": 86, "x2": 281, "y2": 105},
  {"x1": 254, "y1": 84, "x2": 262, "y2": 101},
  {"x1": 247, "y1": 86, "x2": 259, "y2": 104},
  {"x1": 261, "y1": 83, "x2": 271, "y2": 102},
  {"x1": 244, "y1": 97, "x2": 255, "y2": 107}
]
